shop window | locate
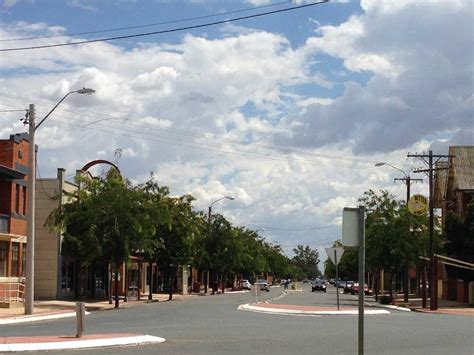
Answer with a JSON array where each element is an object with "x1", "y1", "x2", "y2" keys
[{"x1": 0, "y1": 241, "x2": 7, "y2": 277}]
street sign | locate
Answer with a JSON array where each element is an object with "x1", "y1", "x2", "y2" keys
[
  {"x1": 408, "y1": 194, "x2": 429, "y2": 215},
  {"x1": 342, "y1": 207, "x2": 360, "y2": 246},
  {"x1": 325, "y1": 247, "x2": 344, "y2": 264}
]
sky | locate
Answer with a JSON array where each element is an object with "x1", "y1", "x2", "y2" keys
[{"x1": 1, "y1": 0, "x2": 473, "y2": 262}]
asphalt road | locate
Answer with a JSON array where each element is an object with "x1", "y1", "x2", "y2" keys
[{"x1": 1, "y1": 284, "x2": 472, "y2": 354}]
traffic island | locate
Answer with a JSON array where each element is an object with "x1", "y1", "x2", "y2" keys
[
  {"x1": 0, "y1": 334, "x2": 165, "y2": 352},
  {"x1": 238, "y1": 303, "x2": 390, "y2": 316}
]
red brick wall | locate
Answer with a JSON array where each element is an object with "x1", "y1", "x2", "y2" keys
[{"x1": 0, "y1": 134, "x2": 30, "y2": 237}]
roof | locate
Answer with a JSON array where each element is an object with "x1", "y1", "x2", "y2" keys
[
  {"x1": 0, "y1": 164, "x2": 26, "y2": 180},
  {"x1": 448, "y1": 146, "x2": 474, "y2": 191}
]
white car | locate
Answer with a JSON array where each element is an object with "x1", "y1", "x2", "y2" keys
[
  {"x1": 254, "y1": 279, "x2": 270, "y2": 292},
  {"x1": 240, "y1": 279, "x2": 251, "y2": 290}
]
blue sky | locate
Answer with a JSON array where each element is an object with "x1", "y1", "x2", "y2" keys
[{"x1": 1, "y1": 0, "x2": 472, "y2": 261}]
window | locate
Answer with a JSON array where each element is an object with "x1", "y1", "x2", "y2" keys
[
  {"x1": 21, "y1": 244, "x2": 26, "y2": 277},
  {"x1": 11, "y1": 243, "x2": 19, "y2": 277},
  {"x1": 15, "y1": 184, "x2": 20, "y2": 214},
  {"x1": 0, "y1": 241, "x2": 7, "y2": 277},
  {"x1": 22, "y1": 186, "x2": 27, "y2": 215}
]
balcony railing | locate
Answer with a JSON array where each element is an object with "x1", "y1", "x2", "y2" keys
[
  {"x1": 0, "y1": 214, "x2": 8, "y2": 234},
  {"x1": 0, "y1": 278, "x2": 26, "y2": 303}
]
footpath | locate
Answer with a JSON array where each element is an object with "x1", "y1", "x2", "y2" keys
[{"x1": 0, "y1": 292, "x2": 196, "y2": 352}]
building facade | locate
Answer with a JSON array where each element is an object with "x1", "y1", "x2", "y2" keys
[{"x1": 0, "y1": 133, "x2": 31, "y2": 307}]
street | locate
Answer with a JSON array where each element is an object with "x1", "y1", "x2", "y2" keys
[{"x1": 1, "y1": 284, "x2": 472, "y2": 354}]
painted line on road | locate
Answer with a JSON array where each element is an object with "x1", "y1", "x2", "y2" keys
[
  {"x1": 0, "y1": 335, "x2": 165, "y2": 352},
  {"x1": 0, "y1": 311, "x2": 92, "y2": 325},
  {"x1": 238, "y1": 303, "x2": 390, "y2": 316}
]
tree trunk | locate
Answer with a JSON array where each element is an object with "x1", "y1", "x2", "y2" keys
[
  {"x1": 168, "y1": 267, "x2": 175, "y2": 301},
  {"x1": 148, "y1": 261, "x2": 153, "y2": 301},
  {"x1": 389, "y1": 273, "x2": 394, "y2": 305},
  {"x1": 114, "y1": 263, "x2": 120, "y2": 309},
  {"x1": 221, "y1": 274, "x2": 226, "y2": 294},
  {"x1": 204, "y1": 270, "x2": 208, "y2": 294},
  {"x1": 403, "y1": 265, "x2": 409, "y2": 303},
  {"x1": 374, "y1": 271, "x2": 379, "y2": 302}
]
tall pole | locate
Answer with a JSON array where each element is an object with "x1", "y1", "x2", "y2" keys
[
  {"x1": 408, "y1": 150, "x2": 453, "y2": 311},
  {"x1": 207, "y1": 205, "x2": 212, "y2": 294},
  {"x1": 428, "y1": 151, "x2": 435, "y2": 310},
  {"x1": 358, "y1": 205, "x2": 365, "y2": 355},
  {"x1": 335, "y1": 250, "x2": 339, "y2": 311},
  {"x1": 25, "y1": 104, "x2": 36, "y2": 315}
]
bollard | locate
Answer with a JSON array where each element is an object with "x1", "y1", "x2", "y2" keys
[{"x1": 76, "y1": 301, "x2": 85, "y2": 338}]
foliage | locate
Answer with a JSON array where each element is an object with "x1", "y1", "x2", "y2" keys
[{"x1": 291, "y1": 244, "x2": 321, "y2": 279}]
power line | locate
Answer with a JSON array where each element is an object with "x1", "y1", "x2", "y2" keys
[
  {"x1": 0, "y1": 93, "x2": 379, "y2": 168},
  {"x1": 0, "y1": 1, "x2": 329, "y2": 52},
  {"x1": 1, "y1": 1, "x2": 292, "y2": 43}
]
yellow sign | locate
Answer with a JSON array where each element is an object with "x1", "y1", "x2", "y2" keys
[{"x1": 408, "y1": 194, "x2": 429, "y2": 215}]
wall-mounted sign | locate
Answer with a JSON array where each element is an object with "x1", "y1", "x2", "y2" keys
[{"x1": 408, "y1": 194, "x2": 429, "y2": 215}]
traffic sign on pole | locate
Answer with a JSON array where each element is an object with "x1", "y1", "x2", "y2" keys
[{"x1": 325, "y1": 247, "x2": 344, "y2": 264}]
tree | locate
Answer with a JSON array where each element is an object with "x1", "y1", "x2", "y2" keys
[
  {"x1": 291, "y1": 244, "x2": 321, "y2": 279},
  {"x1": 48, "y1": 169, "x2": 153, "y2": 308},
  {"x1": 359, "y1": 189, "x2": 430, "y2": 301}
]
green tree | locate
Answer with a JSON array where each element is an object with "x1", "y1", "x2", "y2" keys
[
  {"x1": 48, "y1": 169, "x2": 153, "y2": 308},
  {"x1": 292, "y1": 244, "x2": 321, "y2": 280}
]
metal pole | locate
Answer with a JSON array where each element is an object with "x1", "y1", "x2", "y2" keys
[
  {"x1": 358, "y1": 205, "x2": 365, "y2": 355},
  {"x1": 335, "y1": 249, "x2": 339, "y2": 311},
  {"x1": 76, "y1": 301, "x2": 85, "y2": 338},
  {"x1": 428, "y1": 151, "x2": 436, "y2": 310},
  {"x1": 25, "y1": 104, "x2": 35, "y2": 315}
]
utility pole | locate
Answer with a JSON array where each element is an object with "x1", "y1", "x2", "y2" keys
[
  {"x1": 394, "y1": 175, "x2": 422, "y2": 303},
  {"x1": 407, "y1": 151, "x2": 453, "y2": 310},
  {"x1": 25, "y1": 104, "x2": 36, "y2": 315}
]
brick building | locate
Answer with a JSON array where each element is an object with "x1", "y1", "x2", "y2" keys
[{"x1": 0, "y1": 133, "x2": 32, "y2": 307}]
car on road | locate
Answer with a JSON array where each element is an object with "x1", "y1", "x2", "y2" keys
[
  {"x1": 343, "y1": 281, "x2": 355, "y2": 293},
  {"x1": 254, "y1": 279, "x2": 270, "y2": 292},
  {"x1": 240, "y1": 279, "x2": 251, "y2": 290},
  {"x1": 312, "y1": 281, "x2": 327, "y2": 292},
  {"x1": 351, "y1": 283, "x2": 369, "y2": 295}
]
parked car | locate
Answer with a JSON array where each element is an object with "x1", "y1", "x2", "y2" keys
[
  {"x1": 240, "y1": 279, "x2": 251, "y2": 290},
  {"x1": 312, "y1": 281, "x2": 327, "y2": 292},
  {"x1": 336, "y1": 280, "x2": 347, "y2": 289},
  {"x1": 351, "y1": 283, "x2": 369, "y2": 295},
  {"x1": 254, "y1": 279, "x2": 270, "y2": 292},
  {"x1": 343, "y1": 281, "x2": 355, "y2": 293},
  {"x1": 302, "y1": 279, "x2": 309, "y2": 283},
  {"x1": 329, "y1": 278, "x2": 335, "y2": 285}
]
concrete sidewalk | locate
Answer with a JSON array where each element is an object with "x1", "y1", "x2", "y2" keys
[
  {"x1": 0, "y1": 334, "x2": 165, "y2": 352},
  {"x1": 238, "y1": 302, "x2": 390, "y2": 316}
]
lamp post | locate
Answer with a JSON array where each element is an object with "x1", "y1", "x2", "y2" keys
[
  {"x1": 25, "y1": 88, "x2": 95, "y2": 315},
  {"x1": 207, "y1": 196, "x2": 235, "y2": 294},
  {"x1": 375, "y1": 162, "x2": 422, "y2": 303}
]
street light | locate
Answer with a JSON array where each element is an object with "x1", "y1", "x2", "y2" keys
[
  {"x1": 25, "y1": 88, "x2": 95, "y2": 315},
  {"x1": 375, "y1": 162, "x2": 408, "y2": 178},
  {"x1": 206, "y1": 196, "x2": 235, "y2": 293}
]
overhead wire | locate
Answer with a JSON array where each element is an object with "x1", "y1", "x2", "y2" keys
[
  {"x1": 0, "y1": 92, "x2": 379, "y2": 168},
  {"x1": 0, "y1": 1, "x2": 330, "y2": 52},
  {"x1": 1, "y1": 1, "x2": 293, "y2": 42}
]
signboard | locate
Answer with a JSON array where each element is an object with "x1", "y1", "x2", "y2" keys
[
  {"x1": 325, "y1": 247, "x2": 344, "y2": 265},
  {"x1": 342, "y1": 207, "x2": 360, "y2": 246},
  {"x1": 408, "y1": 194, "x2": 429, "y2": 215}
]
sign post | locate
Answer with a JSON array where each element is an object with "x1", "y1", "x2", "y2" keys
[
  {"x1": 343, "y1": 206, "x2": 365, "y2": 355},
  {"x1": 325, "y1": 247, "x2": 344, "y2": 310}
]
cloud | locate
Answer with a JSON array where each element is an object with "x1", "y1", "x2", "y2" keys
[{"x1": 284, "y1": 0, "x2": 473, "y2": 154}]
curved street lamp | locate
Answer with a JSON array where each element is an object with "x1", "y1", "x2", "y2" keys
[
  {"x1": 25, "y1": 88, "x2": 95, "y2": 314},
  {"x1": 374, "y1": 162, "x2": 408, "y2": 178}
]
